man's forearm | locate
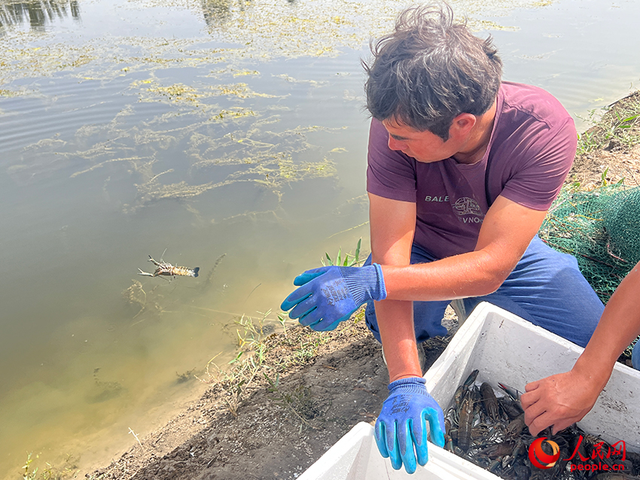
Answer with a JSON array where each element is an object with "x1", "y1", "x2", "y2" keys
[
  {"x1": 573, "y1": 263, "x2": 640, "y2": 383},
  {"x1": 381, "y1": 248, "x2": 509, "y2": 302},
  {"x1": 375, "y1": 299, "x2": 422, "y2": 382}
]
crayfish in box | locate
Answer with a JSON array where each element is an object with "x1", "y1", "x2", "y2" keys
[{"x1": 444, "y1": 370, "x2": 640, "y2": 479}]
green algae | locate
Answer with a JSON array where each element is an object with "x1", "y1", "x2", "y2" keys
[
  {"x1": 21, "y1": 103, "x2": 343, "y2": 216},
  {"x1": 0, "y1": 0, "x2": 554, "y2": 85},
  {"x1": 210, "y1": 107, "x2": 256, "y2": 121},
  {"x1": 2, "y1": 0, "x2": 555, "y2": 215}
]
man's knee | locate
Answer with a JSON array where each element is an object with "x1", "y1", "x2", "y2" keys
[{"x1": 520, "y1": 237, "x2": 580, "y2": 274}]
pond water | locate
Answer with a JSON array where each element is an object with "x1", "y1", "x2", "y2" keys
[{"x1": 0, "y1": 0, "x2": 639, "y2": 477}]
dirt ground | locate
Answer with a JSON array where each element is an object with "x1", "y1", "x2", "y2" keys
[
  {"x1": 87, "y1": 315, "x2": 457, "y2": 480},
  {"x1": 567, "y1": 91, "x2": 640, "y2": 189},
  {"x1": 88, "y1": 92, "x2": 640, "y2": 480}
]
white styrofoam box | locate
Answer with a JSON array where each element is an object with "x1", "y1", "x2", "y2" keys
[
  {"x1": 425, "y1": 302, "x2": 640, "y2": 451},
  {"x1": 298, "y1": 422, "x2": 498, "y2": 480},
  {"x1": 300, "y1": 302, "x2": 640, "y2": 480}
]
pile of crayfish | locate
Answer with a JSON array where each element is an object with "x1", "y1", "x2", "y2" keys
[{"x1": 444, "y1": 369, "x2": 640, "y2": 479}]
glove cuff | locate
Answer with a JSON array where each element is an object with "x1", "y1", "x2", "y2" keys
[
  {"x1": 388, "y1": 376, "x2": 427, "y2": 395},
  {"x1": 371, "y1": 263, "x2": 387, "y2": 301},
  {"x1": 341, "y1": 264, "x2": 387, "y2": 305}
]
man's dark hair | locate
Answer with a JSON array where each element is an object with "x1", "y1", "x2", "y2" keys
[{"x1": 363, "y1": 2, "x2": 503, "y2": 140}]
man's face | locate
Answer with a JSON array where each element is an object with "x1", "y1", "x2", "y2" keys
[{"x1": 382, "y1": 118, "x2": 460, "y2": 163}]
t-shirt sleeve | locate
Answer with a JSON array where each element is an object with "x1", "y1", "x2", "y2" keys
[
  {"x1": 499, "y1": 118, "x2": 577, "y2": 211},
  {"x1": 366, "y1": 119, "x2": 417, "y2": 203}
]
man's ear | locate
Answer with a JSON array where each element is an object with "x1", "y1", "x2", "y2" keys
[{"x1": 450, "y1": 113, "x2": 476, "y2": 138}]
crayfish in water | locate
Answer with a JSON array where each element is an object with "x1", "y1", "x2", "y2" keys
[{"x1": 138, "y1": 252, "x2": 200, "y2": 279}]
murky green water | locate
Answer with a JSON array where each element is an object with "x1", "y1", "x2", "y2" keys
[{"x1": 1, "y1": 0, "x2": 639, "y2": 477}]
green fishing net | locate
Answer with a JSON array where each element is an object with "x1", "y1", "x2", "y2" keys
[{"x1": 539, "y1": 184, "x2": 640, "y2": 357}]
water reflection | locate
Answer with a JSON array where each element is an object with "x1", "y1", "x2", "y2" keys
[
  {"x1": 201, "y1": 0, "x2": 251, "y2": 27},
  {"x1": 0, "y1": 0, "x2": 80, "y2": 32}
]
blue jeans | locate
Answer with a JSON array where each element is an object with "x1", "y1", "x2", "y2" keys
[{"x1": 364, "y1": 236, "x2": 604, "y2": 348}]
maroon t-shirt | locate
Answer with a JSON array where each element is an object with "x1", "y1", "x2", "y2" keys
[{"x1": 366, "y1": 81, "x2": 577, "y2": 260}]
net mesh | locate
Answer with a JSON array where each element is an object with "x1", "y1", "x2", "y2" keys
[
  {"x1": 539, "y1": 184, "x2": 640, "y2": 303},
  {"x1": 539, "y1": 184, "x2": 640, "y2": 357}
]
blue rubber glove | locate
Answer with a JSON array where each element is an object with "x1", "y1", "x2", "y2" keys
[
  {"x1": 375, "y1": 377, "x2": 446, "y2": 474},
  {"x1": 280, "y1": 264, "x2": 387, "y2": 331}
]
